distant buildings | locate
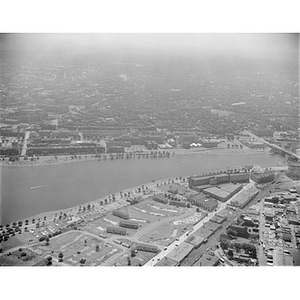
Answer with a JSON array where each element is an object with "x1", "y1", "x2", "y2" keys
[{"x1": 251, "y1": 172, "x2": 275, "y2": 183}]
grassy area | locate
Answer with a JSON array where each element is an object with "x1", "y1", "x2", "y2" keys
[{"x1": 49, "y1": 231, "x2": 82, "y2": 250}]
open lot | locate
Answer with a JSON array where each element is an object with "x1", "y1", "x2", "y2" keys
[
  {"x1": 59, "y1": 234, "x2": 121, "y2": 266},
  {"x1": 48, "y1": 231, "x2": 82, "y2": 250}
]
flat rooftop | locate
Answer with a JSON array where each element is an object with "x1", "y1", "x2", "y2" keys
[
  {"x1": 194, "y1": 227, "x2": 213, "y2": 239},
  {"x1": 166, "y1": 242, "x2": 194, "y2": 263},
  {"x1": 219, "y1": 183, "x2": 242, "y2": 193},
  {"x1": 154, "y1": 257, "x2": 177, "y2": 266},
  {"x1": 204, "y1": 187, "x2": 230, "y2": 199},
  {"x1": 185, "y1": 235, "x2": 206, "y2": 247},
  {"x1": 204, "y1": 221, "x2": 221, "y2": 233}
]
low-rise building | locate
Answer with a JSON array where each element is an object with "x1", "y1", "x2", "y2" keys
[
  {"x1": 119, "y1": 220, "x2": 139, "y2": 229},
  {"x1": 106, "y1": 226, "x2": 127, "y2": 236},
  {"x1": 198, "y1": 252, "x2": 220, "y2": 266},
  {"x1": 166, "y1": 242, "x2": 194, "y2": 264},
  {"x1": 136, "y1": 243, "x2": 159, "y2": 253},
  {"x1": 112, "y1": 209, "x2": 129, "y2": 220}
]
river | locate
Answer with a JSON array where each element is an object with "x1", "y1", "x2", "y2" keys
[{"x1": 0, "y1": 152, "x2": 283, "y2": 225}]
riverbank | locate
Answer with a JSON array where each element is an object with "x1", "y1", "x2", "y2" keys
[
  {"x1": 3, "y1": 175, "x2": 185, "y2": 226},
  {"x1": 0, "y1": 147, "x2": 272, "y2": 168}
]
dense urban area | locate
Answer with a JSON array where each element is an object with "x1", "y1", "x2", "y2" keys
[{"x1": 1, "y1": 35, "x2": 299, "y2": 266}]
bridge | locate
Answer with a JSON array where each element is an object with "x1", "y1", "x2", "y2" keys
[{"x1": 245, "y1": 131, "x2": 300, "y2": 162}]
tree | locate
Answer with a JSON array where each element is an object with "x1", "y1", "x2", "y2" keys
[
  {"x1": 95, "y1": 245, "x2": 100, "y2": 252},
  {"x1": 45, "y1": 237, "x2": 50, "y2": 246},
  {"x1": 58, "y1": 252, "x2": 64, "y2": 262},
  {"x1": 80, "y1": 258, "x2": 86, "y2": 266},
  {"x1": 220, "y1": 241, "x2": 229, "y2": 250},
  {"x1": 46, "y1": 256, "x2": 52, "y2": 266},
  {"x1": 228, "y1": 249, "x2": 234, "y2": 259},
  {"x1": 196, "y1": 208, "x2": 200, "y2": 213}
]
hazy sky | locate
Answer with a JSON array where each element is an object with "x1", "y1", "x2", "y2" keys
[{"x1": 1, "y1": 33, "x2": 298, "y2": 61}]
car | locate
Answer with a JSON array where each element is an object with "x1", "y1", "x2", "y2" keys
[
  {"x1": 164, "y1": 247, "x2": 168, "y2": 251},
  {"x1": 176, "y1": 238, "x2": 179, "y2": 241}
]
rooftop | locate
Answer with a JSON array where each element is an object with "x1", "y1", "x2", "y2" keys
[{"x1": 166, "y1": 242, "x2": 194, "y2": 263}]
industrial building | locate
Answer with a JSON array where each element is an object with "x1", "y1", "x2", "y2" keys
[
  {"x1": 185, "y1": 235, "x2": 207, "y2": 248},
  {"x1": 154, "y1": 257, "x2": 177, "y2": 266},
  {"x1": 168, "y1": 200, "x2": 187, "y2": 207},
  {"x1": 189, "y1": 171, "x2": 249, "y2": 188},
  {"x1": 194, "y1": 227, "x2": 214, "y2": 239},
  {"x1": 119, "y1": 220, "x2": 139, "y2": 229},
  {"x1": 230, "y1": 186, "x2": 259, "y2": 208},
  {"x1": 189, "y1": 194, "x2": 218, "y2": 212},
  {"x1": 203, "y1": 221, "x2": 221, "y2": 233},
  {"x1": 203, "y1": 186, "x2": 231, "y2": 201},
  {"x1": 251, "y1": 172, "x2": 275, "y2": 183},
  {"x1": 166, "y1": 242, "x2": 194, "y2": 264},
  {"x1": 216, "y1": 209, "x2": 230, "y2": 220},
  {"x1": 210, "y1": 215, "x2": 225, "y2": 224},
  {"x1": 229, "y1": 172, "x2": 250, "y2": 183},
  {"x1": 153, "y1": 194, "x2": 169, "y2": 204},
  {"x1": 198, "y1": 252, "x2": 220, "y2": 266},
  {"x1": 112, "y1": 209, "x2": 129, "y2": 220},
  {"x1": 106, "y1": 226, "x2": 127, "y2": 236},
  {"x1": 136, "y1": 243, "x2": 159, "y2": 253}
]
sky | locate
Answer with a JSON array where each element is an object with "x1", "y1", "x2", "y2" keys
[{"x1": 1, "y1": 33, "x2": 298, "y2": 61}]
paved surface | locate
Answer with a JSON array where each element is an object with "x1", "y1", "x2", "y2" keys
[
  {"x1": 144, "y1": 182, "x2": 255, "y2": 266},
  {"x1": 21, "y1": 130, "x2": 30, "y2": 156}
]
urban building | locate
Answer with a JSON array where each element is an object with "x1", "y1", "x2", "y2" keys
[
  {"x1": 166, "y1": 242, "x2": 194, "y2": 264},
  {"x1": 153, "y1": 194, "x2": 169, "y2": 204},
  {"x1": 106, "y1": 226, "x2": 127, "y2": 236},
  {"x1": 189, "y1": 194, "x2": 218, "y2": 212},
  {"x1": 136, "y1": 243, "x2": 159, "y2": 253},
  {"x1": 251, "y1": 172, "x2": 275, "y2": 183},
  {"x1": 168, "y1": 200, "x2": 187, "y2": 207},
  {"x1": 119, "y1": 220, "x2": 139, "y2": 229},
  {"x1": 112, "y1": 209, "x2": 129, "y2": 220},
  {"x1": 198, "y1": 252, "x2": 220, "y2": 266}
]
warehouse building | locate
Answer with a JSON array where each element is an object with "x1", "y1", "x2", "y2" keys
[
  {"x1": 185, "y1": 235, "x2": 207, "y2": 248},
  {"x1": 198, "y1": 252, "x2": 220, "y2": 266},
  {"x1": 194, "y1": 227, "x2": 214, "y2": 239},
  {"x1": 166, "y1": 242, "x2": 194, "y2": 265},
  {"x1": 203, "y1": 221, "x2": 221, "y2": 233},
  {"x1": 229, "y1": 172, "x2": 250, "y2": 183},
  {"x1": 154, "y1": 257, "x2": 177, "y2": 266},
  {"x1": 136, "y1": 243, "x2": 159, "y2": 253},
  {"x1": 112, "y1": 209, "x2": 130, "y2": 220},
  {"x1": 119, "y1": 220, "x2": 139, "y2": 229},
  {"x1": 214, "y1": 173, "x2": 230, "y2": 184},
  {"x1": 153, "y1": 194, "x2": 169, "y2": 204},
  {"x1": 216, "y1": 209, "x2": 230, "y2": 220},
  {"x1": 188, "y1": 175, "x2": 211, "y2": 187},
  {"x1": 106, "y1": 226, "x2": 127, "y2": 236},
  {"x1": 168, "y1": 200, "x2": 187, "y2": 207},
  {"x1": 189, "y1": 194, "x2": 218, "y2": 212},
  {"x1": 203, "y1": 186, "x2": 231, "y2": 202},
  {"x1": 251, "y1": 172, "x2": 275, "y2": 183},
  {"x1": 230, "y1": 186, "x2": 259, "y2": 208},
  {"x1": 210, "y1": 215, "x2": 225, "y2": 224},
  {"x1": 189, "y1": 171, "x2": 250, "y2": 188}
]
